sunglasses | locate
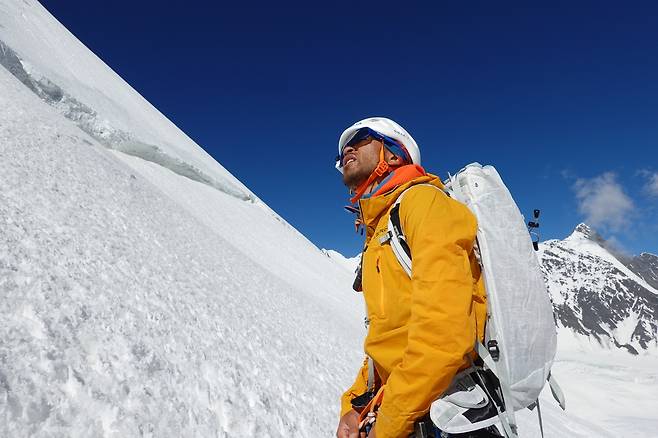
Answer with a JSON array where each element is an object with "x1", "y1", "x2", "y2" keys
[
  {"x1": 335, "y1": 135, "x2": 379, "y2": 166},
  {"x1": 335, "y1": 128, "x2": 411, "y2": 169}
]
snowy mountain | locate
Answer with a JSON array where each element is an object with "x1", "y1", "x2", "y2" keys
[
  {"x1": 1, "y1": 1, "x2": 656, "y2": 437},
  {"x1": 539, "y1": 223, "x2": 658, "y2": 354}
]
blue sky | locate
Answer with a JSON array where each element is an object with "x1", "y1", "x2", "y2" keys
[{"x1": 40, "y1": 1, "x2": 658, "y2": 257}]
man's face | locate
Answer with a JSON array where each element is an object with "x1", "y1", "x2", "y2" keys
[{"x1": 341, "y1": 137, "x2": 382, "y2": 190}]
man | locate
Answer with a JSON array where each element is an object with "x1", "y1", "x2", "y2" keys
[{"x1": 334, "y1": 118, "x2": 495, "y2": 438}]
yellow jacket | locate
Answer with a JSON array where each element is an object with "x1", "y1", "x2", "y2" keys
[{"x1": 340, "y1": 174, "x2": 487, "y2": 438}]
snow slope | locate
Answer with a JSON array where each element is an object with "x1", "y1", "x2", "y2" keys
[
  {"x1": 0, "y1": 61, "x2": 363, "y2": 436},
  {"x1": 549, "y1": 338, "x2": 658, "y2": 437}
]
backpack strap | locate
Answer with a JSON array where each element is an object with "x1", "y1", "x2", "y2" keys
[
  {"x1": 476, "y1": 342, "x2": 519, "y2": 438},
  {"x1": 548, "y1": 372, "x2": 566, "y2": 410},
  {"x1": 383, "y1": 200, "x2": 412, "y2": 277},
  {"x1": 367, "y1": 356, "x2": 375, "y2": 392},
  {"x1": 380, "y1": 184, "x2": 444, "y2": 277}
]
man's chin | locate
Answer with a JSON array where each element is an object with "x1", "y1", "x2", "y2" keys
[{"x1": 342, "y1": 170, "x2": 367, "y2": 190}]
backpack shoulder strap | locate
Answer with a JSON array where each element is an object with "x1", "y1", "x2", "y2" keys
[{"x1": 380, "y1": 183, "x2": 445, "y2": 277}]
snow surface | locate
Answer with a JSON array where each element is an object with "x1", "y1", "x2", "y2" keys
[
  {"x1": 0, "y1": 65, "x2": 365, "y2": 436},
  {"x1": 549, "y1": 346, "x2": 658, "y2": 437},
  {"x1": 1, "y1": 1, "x2": 657, "y2": 436}
]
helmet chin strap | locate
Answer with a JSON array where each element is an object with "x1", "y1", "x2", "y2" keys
[{"x1": 350, "y1": 144, "x2": 390, "y2": 204}]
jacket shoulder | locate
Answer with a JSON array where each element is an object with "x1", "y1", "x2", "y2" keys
[
  {"x1": 397, "y1": 183, "x2": 477, "y2": 231},
  {"x1": 397, "y1": 182, "x2": 445, "y2": 203},
  {"x1": 397, "y1": 183, "x2": 462, "y2": 212}
]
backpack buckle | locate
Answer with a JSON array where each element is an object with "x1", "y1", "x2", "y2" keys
[
  {"x1": 374, "y1": 160, "x2": 389, "y2": 177},
  {"x1": 487, "y1": 340, "x2": 500, "y2": 361},
  {"x1": 379, "y1": 231, "x2": 392, "y2": 245}
]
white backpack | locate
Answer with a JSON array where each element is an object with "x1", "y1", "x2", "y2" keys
[{"x1": 381, "y1": 163, "x2": 565, "y2": 437}]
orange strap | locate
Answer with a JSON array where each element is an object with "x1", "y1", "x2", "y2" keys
[
  {"x1": 350, "y1": 145, "x2": 390, "y2": 204},
  {"x1": 357, "y1": 385, "x2": 385, "y2": 433}
]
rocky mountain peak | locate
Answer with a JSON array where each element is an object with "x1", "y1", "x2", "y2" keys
[
  {"x1": 573, "y1": 222, "x2": 592, "y2": 236},
  {"x1": 568, "y1": 223, "x2": 607, "y2": 246}
]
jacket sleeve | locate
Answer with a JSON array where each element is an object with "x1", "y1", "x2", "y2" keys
[
  {"x1": 340, "y1": 356, "x2": 370, "y2": 417},
  {"x1": 375, "y1": 186, "x2": 479, "y2": 438}
]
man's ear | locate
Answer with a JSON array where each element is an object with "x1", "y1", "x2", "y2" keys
[{"x1": 384, "y1": 148, "x2": 404, "y2": 167}]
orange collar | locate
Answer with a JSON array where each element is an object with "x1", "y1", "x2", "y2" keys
[
  {"x1": 368, "y1": 164, "x2": 427, "y2": 198},
  {"x1": 357, "y1": 172, "x2": 443, "y2": 236},
  {"x1": 349, "y1": 145, "x2": 427, "y2": 204}
]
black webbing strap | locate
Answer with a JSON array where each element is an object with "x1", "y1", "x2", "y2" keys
[{"x1": 389, "y1": 203, "x2": 412, "y2": 261}]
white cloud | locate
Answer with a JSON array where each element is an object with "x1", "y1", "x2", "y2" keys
[
  {"x1": 646, "y1": 173, "x2": 658, "y2": 197},
  {"x1": 573, "y1": 172, "x2": 634, "y2": 232},
  {"x1": 637, "y1": 169, "x2": 658, "y2": 197}
]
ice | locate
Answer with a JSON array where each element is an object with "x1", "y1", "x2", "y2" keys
[{"x1": 0, "y1": 0, "x2": 257, "y2": 204}]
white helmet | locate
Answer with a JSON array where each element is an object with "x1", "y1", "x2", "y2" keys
[{"x1": 336, "y1": 117, "x2": 421, "y2": 173}]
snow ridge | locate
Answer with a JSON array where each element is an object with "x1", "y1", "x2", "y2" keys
[{"x1": 0, "y1": 39, "x2": 252, "y2": 202}]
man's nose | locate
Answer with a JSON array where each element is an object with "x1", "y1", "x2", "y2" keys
[{"x1": 342, "y1": 145, "x2": 355, "y2": 155}]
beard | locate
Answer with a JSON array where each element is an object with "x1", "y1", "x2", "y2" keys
[{"x1": 342, "y1": 163, "x2": 374, "y2": 190}]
